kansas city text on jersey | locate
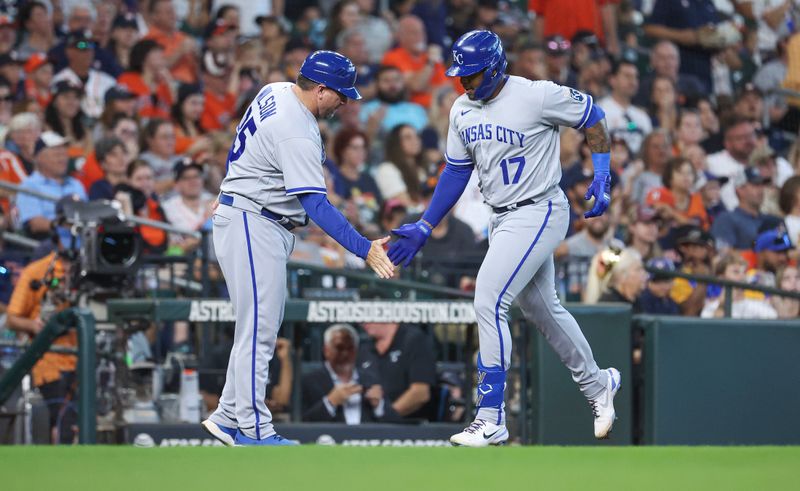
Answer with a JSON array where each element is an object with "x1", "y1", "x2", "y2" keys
[{"x1": 459, "y1": 123, "x2": 526, "y2": 148}]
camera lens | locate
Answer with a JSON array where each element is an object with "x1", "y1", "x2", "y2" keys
[{"x1": 99, "y1": 230, "x2": 139, "y2": 267}]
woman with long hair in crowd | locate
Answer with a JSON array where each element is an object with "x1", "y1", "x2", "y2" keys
[
  {"x1": 374, "y1": 123, "x2": 426, "y2": 209},
  {"x1": 118, "y1": 39, "x2": 174, "y2": 120},
  {"x1": 139, "y1": 118, "x2": 177, "y2": 195},
  {"x1": 16, "y1": 1, "x2": 55, "y2": 59},
  {"x1": 170, "y1": 83, "x2": 205, "y2": 154},
  {"x1": 324, "y1": 0, "x2": 361, "y2": 50},
  {"x1": 332, "y1": 127, "x2": 383, "y2": 229},
  {"x1": 126, "y1": 159, "x2": 168, "y2": 254},
  {"x1": 696, "y1": 97, "x2": 723, "y2": 153},
  {"x1": 673, "y1": 109, "x2": 704, "y2": 156},
  {"x1": 76, "y1": 113, "x2": 141, "y2": 195},
  {"x1": 44, "y1": 81, "x2": 91, "y2": 158},
  {"x1": 650, "y1": 76, "x2": 678, "y2": 131},
  {"x1": 107, "y1": 13, "x2": 141, "y2": 72}
]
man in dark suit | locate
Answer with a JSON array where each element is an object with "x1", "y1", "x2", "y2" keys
[{"x1": 302, "y1": 324, "x2": 386, "y2": 423}]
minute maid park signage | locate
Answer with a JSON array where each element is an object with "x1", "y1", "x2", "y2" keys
[{"x1": 187, "y1": 300, "x2": 476, "y2": 324}]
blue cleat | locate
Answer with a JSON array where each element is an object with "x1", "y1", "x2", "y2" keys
[
  {"x1": 201, "y1": 419, "x2": 237, "y2": 447},
  {"x1": 234, "y1": 430, "x2": 299, "y2": 446}
]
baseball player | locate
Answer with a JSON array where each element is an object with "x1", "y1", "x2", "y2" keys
[
  {"x1": 201, "y1": 51, "x2": 394, "y2": 446},
  {"x1": 388, "y1": 31, "x2": 621, "y2": 447}
]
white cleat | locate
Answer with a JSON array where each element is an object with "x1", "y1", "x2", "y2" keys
[
  {"x1": 201, "y1": 419, "x2": 237, "y2": 447},
  {"x1": 450, "y1": 419, "x2": 509, "y2": 447},
  {"x1": 590, "y1": 367, "x2": 621, "y2": 439}
]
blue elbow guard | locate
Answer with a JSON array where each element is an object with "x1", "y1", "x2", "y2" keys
[
  {"x1": 584, "y1": 104, "x2": 605, "y2": 129},
  {"x1": 475, "y1": 354, "x2": 506, "y2": 408}
]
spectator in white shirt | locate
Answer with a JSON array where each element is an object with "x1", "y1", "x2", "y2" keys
[
  {"x1": 706, "y1": 115, "x2": 758, "y2": 210},
  {"x1": 51, "y1": 30, "x2": 116, "y2": 119},
  {"x1": 162, "y1": 157, "x2": 213, "y2": 254},
  {"x1": 598, "y1": 59, "x2": 652, "y2": 155}
]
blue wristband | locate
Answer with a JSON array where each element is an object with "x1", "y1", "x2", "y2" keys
[{"x1": 591, "y1": 152, "x2": 610, "y2": 178}]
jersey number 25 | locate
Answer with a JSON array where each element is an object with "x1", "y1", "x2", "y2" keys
[{"x1": 227, "y1": 106, "x2": 257, "y2": 169}]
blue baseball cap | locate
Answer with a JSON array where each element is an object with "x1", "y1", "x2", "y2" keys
[
  {"x1": 754, "y1": 228, "x2": 792, "y2": 252},
  {"x1": 646, "y1": 257, "x2": 676, "y2": 280},
  {"x1": 702, "y1": 171, "x2": 729, "y2": 186}
]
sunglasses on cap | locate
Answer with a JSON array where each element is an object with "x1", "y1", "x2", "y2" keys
[{"x1": 547, "y1": 39, "x2": 571, "y2": 53}]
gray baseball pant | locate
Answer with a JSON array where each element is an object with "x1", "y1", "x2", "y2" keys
[
  {"x1": 474, "y1": 190, "x2": 607, "y2": 425},
  {"x1": 207, "y1": 203, "x2": 295, "y2": 439}
]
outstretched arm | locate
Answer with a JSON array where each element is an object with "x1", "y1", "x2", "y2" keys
[
  {"x1": 298, "y1": 193, "x2": 394, "y2": 278},
  {"x1": 388, "y1": 163, "x2": 474, "y2": 267}
]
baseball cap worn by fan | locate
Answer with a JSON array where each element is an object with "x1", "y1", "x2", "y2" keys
[
  {"x1": 636, "y1": 206, "x2": 661, "y2": 223},
  {"x1": 34, "y1": 131, "x2": 68, "y2": 154},
  {"x1": 675, "y1": 225, "x2": 715, "y2": 248},
  {"x1": 65, "y1": 30, "x2": 96, "y2": 51},
  {"x1": 112, "y1": 13, "x2": 138, "y2": 30},
  {"x1": 51, "y1": 80, "x2": 83, "y2": 97},
  {"x1": 646, "y1": 257, "x2": 676, "y2": 281},
  {"x1": 104, "y1": 85, "x2": 135, "y2": 104},
  {"x1": 702, "y1": 171, "x2": 729, "y2": 186},
  {"x1": 736, "y1": 166, "x2": 771, "y2": 187},
  {"x1": 173, "y1": 157, "x2": 204, "y2": 180}
]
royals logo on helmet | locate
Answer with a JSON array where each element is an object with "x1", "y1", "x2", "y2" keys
[{"x1": 453, "y1": 51, "x2": 464, "y2": 64}]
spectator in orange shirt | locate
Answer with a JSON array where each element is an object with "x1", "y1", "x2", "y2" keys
[
  {"x1": 381, "y1": 15, "x2": 450, "y2": 109},
  {"x1": 117, "y1": 39, "x2": 174, "y2": 120},
  {"x1": 0, "y1": 112, "x2": 40, "y2": 214},
  {"x1": 6, "y1": 249, "x2": 78, "y2": 443},
  {"x1": 144, "y1": 0, "x2": 199, "y2": 84},
  {"x1": 23, "y1": 52, "x2": 53, "y2": 110},
  {"x1": 646, "y1": 156, "x2": 709, "y2": 231},
  {"x1": 530, "y1": 0, "x2": 621, "y2": 56},
  {"x1": 171, "y1": 83, "x2": 205, "y2": 154},
  {"x1": 199, "y1": 52, "x2": 237, "y2": 132}
]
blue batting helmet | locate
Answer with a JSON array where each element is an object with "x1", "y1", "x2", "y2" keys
[
  {"x1": 299, "y1": 50, "x2": 362, "y2": 100},
  {"x1": 446, "y1": 30, "x2": 507, "y2": 100}
]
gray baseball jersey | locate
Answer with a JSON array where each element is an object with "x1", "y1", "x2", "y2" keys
[
  {"x1": 447, "y1": 76, "x2": 611, "y2": 426},
  {"x1": 210, "y1": 81, "x2": 326, "y2": 440},
  {"x1": 445, "y1": 75, "x2": 594, "y2": 208},
  {"x1": 220, "y1": 82, "x2": 327, "y2": 223}
]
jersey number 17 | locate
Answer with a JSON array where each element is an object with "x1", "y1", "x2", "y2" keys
[{"x1": 500, "y1": 156, "x2": 526, "y2": 185}]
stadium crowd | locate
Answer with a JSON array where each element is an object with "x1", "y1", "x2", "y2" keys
[
  {"x1": 2, "y1": 0, "x2": 800, "y2": 439},
  {"x1": 0, "y1": 0, "x2": 798, "y2": 316}
]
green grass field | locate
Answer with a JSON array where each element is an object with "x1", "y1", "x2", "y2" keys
[{"x1": 1, "y1": 446, "x2": 797, "y2": 491}]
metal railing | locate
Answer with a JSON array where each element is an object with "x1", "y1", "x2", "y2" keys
[
  {"x1": 0, "y1": 180, "x2": 200, "y2": 238},
  {"x1": 644, "y1": 266, "x2": 800, "y2": 318},
  {"x1": 0, "y1": 308, "x2": 96, "y2": 443}
]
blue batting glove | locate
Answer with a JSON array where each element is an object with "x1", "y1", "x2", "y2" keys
[
  {"x1": 388, "y1": 221, "x2": 432, "y2": 267},
  {"x1": 584, "y1": 173, "x2": 611, "y2": 218}
]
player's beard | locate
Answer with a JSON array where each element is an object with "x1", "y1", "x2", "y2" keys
[{"x1": 377, "y1": 89, "x2": 406, "y2": 104}]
